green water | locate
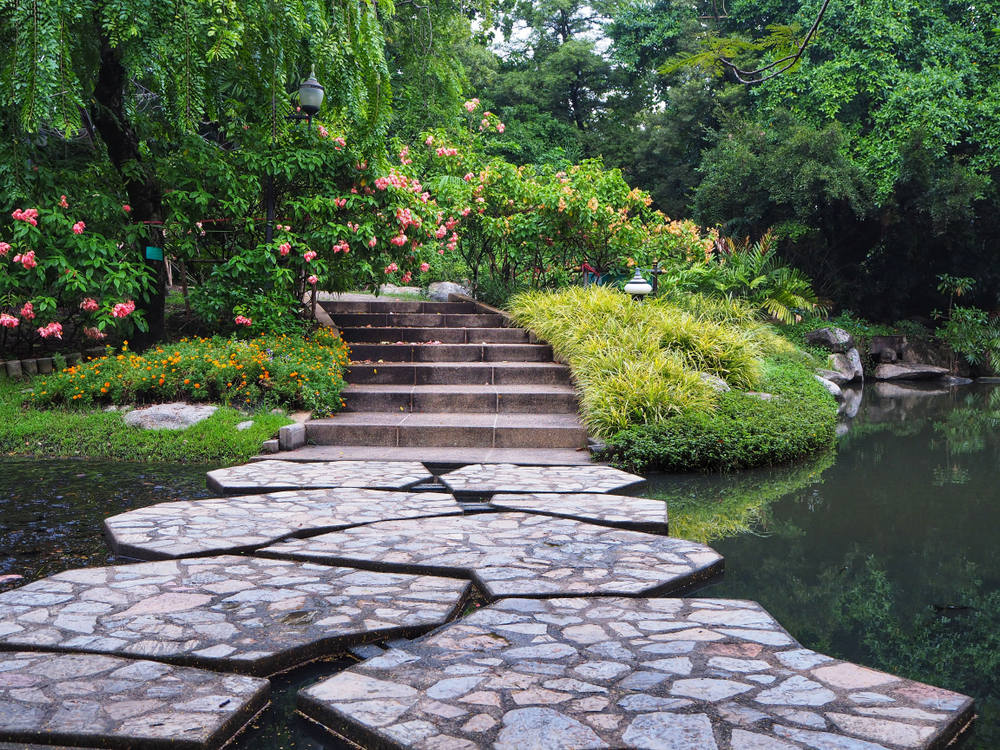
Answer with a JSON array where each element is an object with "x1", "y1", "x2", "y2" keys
[
  {"x1": 1, "y1": 383, "x2": 997, "y2": 747},
  {"x1": 649, "y1": 382, "x2": 1000, "y2": 748}
]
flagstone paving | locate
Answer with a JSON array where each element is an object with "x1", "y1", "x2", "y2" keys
[
  {"x1": 257, "y1": 513, "x2": 722, "y2": 600},
  {"x1": 0, "y1": 651, "x2": 268, "y2": 750},
  {"x1": 105, "y1": 489, "x2": 462, "y2": 561},
  {"x1": 0, "y1": 556, "x2": 470, "y2": 677},
  {"x1": 438, "y1": 464, "x2": 646, "y2": 498},
  {"x1": 205, "y1": 460, "x2": 432, "y2": 495},
  {"x1": 299, "y1": 597, "x2": 974, "y2": 750},
  {"x1": 489, "y1": 493, "x2": 668, "y2": 533}
]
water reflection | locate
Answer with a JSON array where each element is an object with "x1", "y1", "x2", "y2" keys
[{"x1": 654, "y1": 383, "x2": 1000, "y2": 748}]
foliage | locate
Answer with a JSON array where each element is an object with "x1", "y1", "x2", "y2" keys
[
  {"x1": 0, "y1": 377, "x2": 290, "y2": 463},
  {"x1": 936, "y1": 307, "x2": 1000, "y2": 374},
  {"x1": 509, "y1": 286, "x2": 796, "y2": 438},
  {"x1": 27, "y1": 330, "x2": 349, "y2": 418},
  {"x1": 605, "y1": 353, "x2": 838, "y2": 472}
]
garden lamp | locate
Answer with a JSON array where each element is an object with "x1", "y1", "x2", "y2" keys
[
  {"x1": 297, "y1": 67, "x2": 325, "y2": 119},
  {"x1": 624, "y1": 269, "x2": 652, "y2": 300}
]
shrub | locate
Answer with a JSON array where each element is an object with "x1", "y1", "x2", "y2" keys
[
  {"x1": 509, "y1": 286, "x2": 794, "y2": 437},
  {"x1": 27, "y1": 329, "x2": 349, "y2": 417},
  {"x1": 604, "y1": 354, "x2": 838, "y2": 472}
]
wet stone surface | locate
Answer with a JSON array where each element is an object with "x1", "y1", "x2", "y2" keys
[
  {"x1": 299, "y1": 597, "x2": 974, "y2": 750},
  {"x1": 0, "y1": 556, "x2": 470, "y2": 677},
  {"x1": 489, "y1": 493, "x2": 668, "y2": 533},
  {"x1": 439, "y1": 464, "x2": 646, "y2": 498},
  {"x1": 257, "y1": 513, "x2": 722, "y2": 600},
  {"x1": 0, "y1": 651, "x2": 268, "y2": 750},
  {"x1": 105, "y1": 490, "x2": 462, "y2": 561},
  {"x1": 205, "y1": 461, "x2": 432, "y2": 496}
]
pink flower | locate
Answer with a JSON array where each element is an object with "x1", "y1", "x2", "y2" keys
[
  {"x1": 401, "y1": 271, "x2": 412, "y2": 283},
  {"x1": 0, "y1": 314, "x2": 18, "y2": 328},
  {"x1": 12, "y1": 208, "x2": 38, "y2": 226},
  {"x1": 59, "y1": 195, "x2": 69, "y2": 208},
  {"x1": 464, "y1": 173, "x2": 474, "y2": 181},
  {"x1": 20, "y1": 302, "x2": 34, "y2": 320},
  {"x1": 438, "y1": 249, "x2": 445, "y2": 255},
  {"x1": 464, "y1": 98, "x2": 480, "y2": 112},
  {"x1": 307, "y1": 274, "x2": 319, "y2": 285},
  {"x1": 234, "y1": 315, "x2": 252, "y2": 326},
  {"x1": 334, "y1": 136, "x2": 346, "y2": 149},
  {"x1": 0, "y1": 242, "x2": 9, "y2": 256},
  {"x1": 332, "y1": 240, "x2": 350, "y2": 253},
  {"x1": 37, "y1": 322, "x2": 62, "y2": 339},
  {"x1": 80, "y1": 298, "x2": 99, "y2": 312},
  {"x1": 72, "y1": 221, "x2": 85, "y2": 234},
  {"x1": 317, "y1": 125, "x2": 329, "y2": 138},
  {"x1": 420, "y1": 262, "x2": 430, "y2": 273},
  {"x1": 461, "y1": 207, "x2": 472, "y2": 217},
  {"x1": 303, "y1": 250, "x2": 317, "y2": 262},
  {"x1": 497, "y1": 123, "x2": 505, "y2": 133},
  {"x1": 123, "y1": 204, "x2": 131, "y2": 213},
  {"x1": 425, "y1": 136, "x2": 434, "y2": 145},
  {"x1": 368, "y1": 237, "x2": 378, "y2": 248},
  {"x1": 384, "y1": 262, "x2": 398, "y2": 274},
  {"x1": 390, "y1": 233, "x2": 407, "y2": 247},
  {"x1": 13, "y1": 251, "x2": 36, "y2": 269},
  {"x1": 84, "y1": 326, "x2": 106, "y2": 340},
  {"x1": 279, "y1": 243, "x2": 291, "y2": 256},
  {"x1": 334, "y1": 197, "x2": 347, "y2": 208},
  {"x1": 112, "y1": 300, "x2": 135, "y2": 318},
  {"x1": 435, "y1": 225, "x2": 447, "y2": 239}
]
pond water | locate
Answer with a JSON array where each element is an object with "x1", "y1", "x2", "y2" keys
[{"x1": 0, "y1": 383, "x2": 997, "y2": 748}]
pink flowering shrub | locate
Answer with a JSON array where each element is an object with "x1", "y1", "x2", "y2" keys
[
  {"x1": 37, "y1": 322, "x2": 63, "y2": 339},
  {"x1": 0, "y1": 314, "x2": 18, "y2": 328},
  {"x1": 234, "y1": 314, "x2": 253, "y2": 326},
  {"x1": 112, "y1": 300, "x2": 136, "y2": 318}
]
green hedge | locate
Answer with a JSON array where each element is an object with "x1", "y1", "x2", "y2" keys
[{"x1": 605, "y1": 354, "x2": 838, "y2": 473}]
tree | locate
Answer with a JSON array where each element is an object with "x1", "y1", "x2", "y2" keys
[{"x1": 1, "y1": 0, "x2": 393, "y2": 346}]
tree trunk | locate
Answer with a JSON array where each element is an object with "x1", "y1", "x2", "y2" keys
[{"x1": 88, "y1": 35, "x2": 166, "y2": 350}]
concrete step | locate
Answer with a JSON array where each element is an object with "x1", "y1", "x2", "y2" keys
[
  {"x1": 329, "y1": 313, "x2": 505, "y2": 329},
  {"x1": 348, "y1": 343, "x2": 553, "y2": 363},
  {"x1": 251, "y1": 446, "x2": 594, "y2": 465},
  {"x1": 346, "y1": 362, "x2": 573, "y2": 386},
  {"x1": 321, "y1": 300, "x2": 477, "y2": 315},
  {"x1": 341, "y1": 327, "x2": 530, "y2": 344},
  {"x1": 341, "y1": 384, "x2": 580, "y2": 414},
  {"x1": 306, "y1": 412, "x2": 588, "y2": 449}
]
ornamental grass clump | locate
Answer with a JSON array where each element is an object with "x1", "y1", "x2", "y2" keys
[
  {"x1": 509, "y1": 286, "x2": 790, "y2": 438},
  {"x1": 27, "y1": 329, "x2": 350, "y2": 417}
]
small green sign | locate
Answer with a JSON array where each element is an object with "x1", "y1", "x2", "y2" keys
[{"x1": 145, "y1": 246, "x2": 164, "y2": 261}]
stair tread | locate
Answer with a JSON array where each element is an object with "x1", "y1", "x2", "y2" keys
[
  {"x1": 253, "y1": 446, "x2": 593, "y2": 464},
  {"x1": 348, "y1": 361, "x2": 566, "y2": 369},
  {"x1": 309, "y1": 412, "x2": 585, "y2": 428},
  {"x1": 341, "y1": 384, "x2": 578, "y2": 394}
]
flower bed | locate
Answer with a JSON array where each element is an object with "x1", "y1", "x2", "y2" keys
[{"x1": 28, "y1": 330, "x2": 349, "y2": 417}]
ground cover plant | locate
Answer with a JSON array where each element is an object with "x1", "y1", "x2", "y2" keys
[
  {"x1": 27, "y1": 330, "x2": 349, "y2": 418},
  {"x1": 510, "y1": 285, "x2": 837, "y2": 472}
]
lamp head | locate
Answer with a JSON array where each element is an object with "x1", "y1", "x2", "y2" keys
[
  {"x1": 623, "y1": 269, "x2": 652, "y2": 299},
  {"x1": 298, "y1": 66, "x2": 325, "y2": 117}
]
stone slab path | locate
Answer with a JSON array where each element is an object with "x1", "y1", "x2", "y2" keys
[
  {"x1": 258, "y1": 513, "x2": 722, "y2": 600},
  {"x1": 439, "y1": 464, "x2": 645, "y2": 498},
  {"x1": 300, "y1": 597, "x2": 974, "y2": 750},
  {"x1": 0, "y1": 556, "x2": 469, "y2": 677},
  {"x1": 489, "y1": 493, "x2": 668, "y2": 533},
  {"x1": 205, "y1": 460, "x2": 432, "y2": 495},
  {"x1": 0, "y1": 651, "x2": 268, "y2": 750},
  {"x1": 105, "y1": 489, "x2": 462, "y2": 560}
]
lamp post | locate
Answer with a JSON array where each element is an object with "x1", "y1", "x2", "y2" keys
[
  {"x1": 623, "y1": 269, "x2": 653, "y2": 301},
  {"x1": 265, "y1": 68, "x2": 326, "y2": 244}
]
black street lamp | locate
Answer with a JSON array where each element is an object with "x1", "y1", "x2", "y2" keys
[{"x1": 265, "y1": 68, "x2": 326, "y2": 243}]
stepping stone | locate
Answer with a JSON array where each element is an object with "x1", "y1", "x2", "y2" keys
[
  {"x1": 0, "y1": 556, "x2": 470, "y2": 677},
  {"x1": 298, "y1": 597, "x2": 974, "y2": 750},
  {"x1": 205, "y1": 460, "x2": 432, "y2": 495},
  {"x1": 0, "y1": 651, "x2": 267, "y2": 750},
  {"x1": 105, "y1": 489, "x2": 462, "y2": 560},
  {"x1": 439, "y1": 463, "x2": 645, "y2": 498},
  {"x1": 258, "y1": 513, "x2": 722, "y2": 599},
  {"x1": 489, "y1": 493, "x2": 668, "y2": 533}
]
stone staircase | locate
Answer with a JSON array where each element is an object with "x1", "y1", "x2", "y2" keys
[{"x1": 300, "y1": 297, "x2": 591, "y2": 464}]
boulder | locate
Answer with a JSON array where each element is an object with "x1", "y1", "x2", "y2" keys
[
  {"x1": 805, "y1": 327, "x2": 854, "y2": 353},
  {"x1": 873, "y1": 363, "x2": 949, "y2": 381},
  {"x1": 827, "y1": 348, "x2": 863, "y2": 382},
  {"x1": 699, "y1": 373, "x2": 731, "y2": 393},
  {"x1": 816, "y1": 368, "x2": 849, "y2": 386},
  {"x1": 123, "y1": 403, "x2": 218, "y2": 430},
  {"x1": 870, "y1": 335, "x2": 905, "y2": 362},
  {"x1": 814, "y1": 375, "x2": 844, "y2": 400},
  {"x1": 428, "y1": 281, "x2": 471, "y2": 302}
]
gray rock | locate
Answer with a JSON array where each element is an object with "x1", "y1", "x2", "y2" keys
[
  {"x1": 261, "y1": 439, "x2": 280, "y2": 454},
  {"x1": 745, "y1": 392, "x2": 776, "y2": 401},
  {"x1": 880, "y1": 347, "x2": 898, "y2": 363},
  {"x1": 700, "y1": 373, "x2": 731, "y2": 393},
  {"x1": 36, "y1": 358, "x2": 53, "y2": 375},
  {"x1": 805, "y1": 328, "x2": 854, "y2": 353},
  {"x1": 873, "y1": 363, "x2": 949, "y2": 381},
  {"x1": 428, "y1": 281, "x2": 471, "y2": 302},
  {"x1": 123, "y1": 403, "x2": 218, "y2": 430},
  {"x1": 827, "y1": 348, "x2": 863, "y2": 382},
  {"x1": 814, "y1": 375, "x2": 844, "y2": 401},
  {"x1": 278, "y1": 423, "x2": 306, "y2": 451},
  {"x1": 236, "y1": 420, "x2": 255, "y2": 431},
  {"x1": 816, "y1": 369, "x2": 849, "y2": 386}
]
